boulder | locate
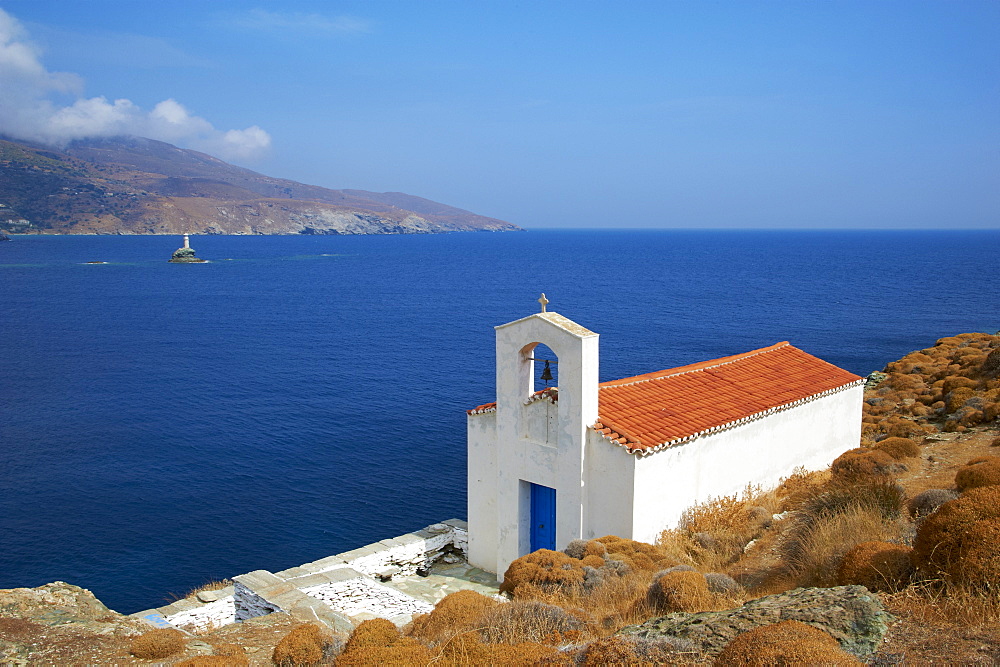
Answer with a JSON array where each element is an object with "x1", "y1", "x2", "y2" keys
[{"x1": 619, "y1": 585, "x2": 890, "y2": 660}]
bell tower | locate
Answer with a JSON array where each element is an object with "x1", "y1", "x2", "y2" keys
[{"x1": 468, "y1": 296, "x2": 599, "y2": 578}]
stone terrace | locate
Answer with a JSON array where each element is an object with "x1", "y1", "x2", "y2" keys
[{"x1": 131, "y1": 519, "x2": 499, "y2": 634}]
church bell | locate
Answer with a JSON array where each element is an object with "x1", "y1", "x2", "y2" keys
[{"x1": 540, "y1": 360, "x2": 554, "y2": 385}]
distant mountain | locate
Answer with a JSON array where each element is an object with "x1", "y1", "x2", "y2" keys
[{"x1": 0, "y1": 135, "x2": 520, "y2": 235}]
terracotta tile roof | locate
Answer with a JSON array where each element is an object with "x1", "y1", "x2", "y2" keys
[
  {"x1": 595, "y1": 342, "x2": 862, "y2": 455},
  {"x1": 468, "y1": 342, "x2": 863, "y2": 456}
]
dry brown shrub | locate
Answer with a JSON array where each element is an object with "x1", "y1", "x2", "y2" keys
[
  {"x1": 912, "y1": 486, "x2": 1000, "y2": 589},
  {"x1": 271, "y1": 623, "x2": 334, "y2": 667},
  {"x1": 955, "y1": 456, "x2": 1000, "y2": 491},
  {"x1": 959, "y1": 409, "x2": 985, "y2": 426},
  {"x1": 713, "y1": 620, "x2": 860, "y2": 666},
  {"x1": 884, "y1": 419, "x2": 930, "y2": 438},
  {"x1": 580, "y1": 554, "x2": 605, "y2": 568},
  {"x1": 130, "y1": 628, "x2": 185, "y2": 659},
  {"x1": 983, "y1": 402, "x2": 1000, "y2": 422},
  {"x1": 337, "y1": 639, "x2": 432, "y2": 667},
  {"x1": 873, "y1": 436, "x2": 920, "y2": 459},
  {"x1": 513, "y1": 569, "x2": 655, "y2": 637},
  {"x1": 887, "y1": 372, "x2": 925, "y2": 392},
  {"x1": 340, "y1": 619, "x2": 431, "y2": 667},
  {"x1": 342, "y1": 618, "x2": 400, "y2": 653},
  {"x1": 176, "y1": 656, "x2": 248, "y2": 667},
  {"x1": 500, "y1": 549, "x2": 586, "y2": 595},
  {"x1": 436, "y1": 633, "x2": 563, "y2": 666},
  {"x1": 583, "y1": 540, "x2": 608, "y2": 558},
  {"x1": 835, "y1": 541, "x2": 913, "y2": 592},
  {"x1": 992, "y1": 436, "x2": 1000, "y2": 447},
  {"x1": 943, "y1": 377, "x2": 980, "y2": 395},
  {"x1": 408, "y1": 589, "x2": 498, "y2": 645},
  {"x1": 579, "y1": 635, "x2": 692, "y2": 665},
  {"x1": 646, "y1": 570, "x2": 712, "y2": 613},
  {"x1": 945, "y1": 386, "x2": 977, "y2": 413},
  {"x1": 595, "y1": 535, "x2": 675, "y2": 573},
  {"x1": 830, "y1": 448, "x2": 896, "y2": 482}
]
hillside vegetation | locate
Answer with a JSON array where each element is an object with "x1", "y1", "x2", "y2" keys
[
  {"x1": 2, "y1": 333, "x2": 998, "y2": 664},
  {"x1": 0, "y1": 135, "x2": 520, "y2": 236}
]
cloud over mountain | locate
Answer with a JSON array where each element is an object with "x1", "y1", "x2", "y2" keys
[{"x1": 0, "y1": 8, "x2": 270, "y2": 162}]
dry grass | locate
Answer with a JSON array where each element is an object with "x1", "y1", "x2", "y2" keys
[
  {"x1": 656, "y1": 484, "x2": 781, "y2": 572},
  {"x1": 883, "y1": 581, "x2": 1000, "y2": 627},
  {"x1": 779, "y1": 503, "x2": 904, "y2": 588},
  {"x1": 478, "y1": 600, "x2": 585, "y2": 645}
]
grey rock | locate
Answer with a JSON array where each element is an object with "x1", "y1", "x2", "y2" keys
[
  {"x1": 620, "y1": 585, "x2": 891, "y2": 660},
  {"x1": 704, "y1": 573, "x2": 741, "y2": 595}
]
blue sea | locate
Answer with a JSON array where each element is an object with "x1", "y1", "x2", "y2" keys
[{"x1": 1, "y1": 229, "x2": 998, "y2": 613}]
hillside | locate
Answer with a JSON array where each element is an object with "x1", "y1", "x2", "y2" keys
[{"x1": 0, "y1": 136, "x2": 520, "y2": 236}]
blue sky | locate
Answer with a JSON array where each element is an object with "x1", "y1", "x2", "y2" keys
[{"x1": 0, "y1": 1, "x2": 997, "y2": 229}]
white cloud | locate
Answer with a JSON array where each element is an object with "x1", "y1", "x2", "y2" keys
[
  {"x1": 0, "y1": 8, "x2": 271, "y2": 162},
  {"x1": 229, "y1": 9, "x2": 369, "y2": 34}
]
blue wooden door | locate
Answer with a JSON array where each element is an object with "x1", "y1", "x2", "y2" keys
[{"x1": 530, "y1": 483, "x2": 556, "y2": 552}]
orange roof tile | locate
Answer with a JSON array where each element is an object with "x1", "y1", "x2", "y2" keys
[
  {"x1": 467, "y1": 342, "x2": 863, "y2": 456},
  {"x1": 595, "y1": 342, "x2": 862, "y2": 454}
]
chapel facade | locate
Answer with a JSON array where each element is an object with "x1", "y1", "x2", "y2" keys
[{"x1": 466, "y1": 303, "x2": 864, "y2": 579}]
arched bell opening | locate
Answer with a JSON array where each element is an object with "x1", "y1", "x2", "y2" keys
[{"x1": 522, "y1": 342, "x2": 559, "y2": 395}]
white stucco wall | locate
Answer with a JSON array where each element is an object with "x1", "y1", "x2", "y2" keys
[
  {"x1": 628, "y1": 383, "x2": 864, "y2": 543},
  {"x1": 467, "y1": 411, "x2": 498, "y2": 572},
  {"x1": 583, "y1": 430, "x2": 636, "y2": 540}
]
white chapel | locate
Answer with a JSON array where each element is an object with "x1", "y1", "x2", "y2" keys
[{"x1": 466, "y1": 298, "x2": 864, "y2": 579}]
